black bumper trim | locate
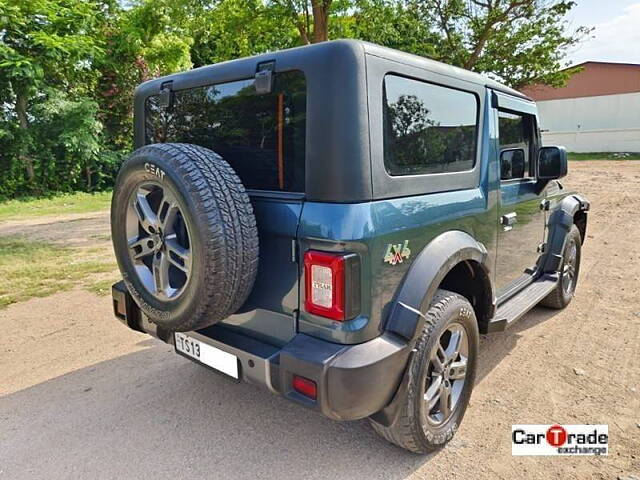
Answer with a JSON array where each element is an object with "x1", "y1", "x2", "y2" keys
[{"x1": 111, "y1": 282, "x2": 411, "y2": 421}]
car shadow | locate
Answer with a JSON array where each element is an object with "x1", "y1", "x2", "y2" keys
[{"x1": 0, "y1": 306, "x2": 561, "y2": 480}]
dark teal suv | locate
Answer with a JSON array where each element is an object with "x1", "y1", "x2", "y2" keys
[{"x1": 110, "y1": 40, "x2": 589, "y2": 453}]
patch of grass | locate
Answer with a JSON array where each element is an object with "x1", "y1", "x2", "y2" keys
[
  {"x1": 568, "y1": 152, "x2": 640, "y2": 161},
  {"x1": 87, "y1": 278, "x2": 119, "y2": 296},
  {"x1": 88, "y1": 233, "x2": 112, "y2": 242},
  {"x1": 0, "y1": 191, "x2": 112, "y2": 222},
  {"x1": 0, "y1": 236, "x2": 116, "y2": 308}
]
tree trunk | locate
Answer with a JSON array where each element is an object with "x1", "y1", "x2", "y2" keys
[
  {"x1": 311, "y1": 0, "x2": 330, "y2": 42},
  {"x1": 463, "y1": 26, "x2": 492, "y2": 70},
  {"x1": 86, "y1": 166, "x2": 92, "y2": 190},
  {"x1": 15, "y1": 93, "x2": 35, "y2": 182}
]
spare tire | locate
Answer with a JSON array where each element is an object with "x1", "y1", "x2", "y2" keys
[{"x1": 111, "y1": 143, "x2": 259, "y2": 332}]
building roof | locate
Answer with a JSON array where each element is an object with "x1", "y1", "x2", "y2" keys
[{"x1": 521, "y1": 61, "x2": 640, "y2": 101}]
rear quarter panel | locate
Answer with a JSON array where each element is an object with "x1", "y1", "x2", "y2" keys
[
  {"x1": 297, "y1": 85, "x2": 500, "y2": 345},
  {"x1": 298, "y1": 188, "x2": 498, "y2": 344}
]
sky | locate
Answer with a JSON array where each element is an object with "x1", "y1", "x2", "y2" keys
[{"x1": 564, "y1": 0, "x2": 640, "y2": 65}]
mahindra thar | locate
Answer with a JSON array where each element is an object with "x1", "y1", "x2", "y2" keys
[{"x1": 110, "y1": 40, "x2": 589, "y2": 453}]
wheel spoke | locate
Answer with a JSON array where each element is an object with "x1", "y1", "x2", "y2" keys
[
  {"x1": 165, "y1": 236, "x2": 190, "y2": 274},
  {"x1": 424, "y1": 375, "x2": 443, "y2": 410},
  {"x1": 432, "y1": 344, "x2": 447, "y2": 372},
  {"x1": 152, "y1": 252, "x2": 170, "y2": 295},
  {"x1": 438, "y1": 383, "x2": 452, "y2": 419},
  {"x1": 449, "y1": 358, "x2": 468, "y2": 380},
  {"x1": 158, "y1": 194, "x2": 179, "y2": 233},
  {"x1": 445, "y1": 329, "x2": 464, "y2": 362},
  {"x1": 134, "y1": 192, "x2": 159, "y2": 234},
  {"x1": 128, "y1": 237, "x2": 155, "y2": 260}
]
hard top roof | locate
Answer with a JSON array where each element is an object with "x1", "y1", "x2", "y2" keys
[
  {"x1": 142, "y1": 39, "x2": 530, "y2": 101},
  {"x1": 357, "y1": 40, "x2": 529, "y2": 100}
]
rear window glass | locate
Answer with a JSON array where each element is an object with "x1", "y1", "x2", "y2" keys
[
  {"x1": 145, "y1": 71, "x2": 306, "y2": 192},
  {"x1": 383, "y1": 75, "x2": 478, "y2": 176}
]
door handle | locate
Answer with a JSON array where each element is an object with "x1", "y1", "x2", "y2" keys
[{"x1": 501, "y1": 212, "x2": 517, "y2": 227}]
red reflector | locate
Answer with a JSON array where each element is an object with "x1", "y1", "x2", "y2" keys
[
  {"x1": 292, "y1": 375, "x2": 317, "y2": 399},
  {"x1": 303, "y1": 250, "x2": 345, "y2": 321}
]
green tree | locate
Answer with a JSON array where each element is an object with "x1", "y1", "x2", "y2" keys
[
  {"x1": 425, "y1": 0, "x2": 591, "y2": 88},
  {"x1": 189, "y1": 0, "x2": 299, "y2": 66},
  {"x1": 272, "y1": 0, "x2": 589, "y2": 88},
  {"x1": 0, "y1": 0, "x2": 105, "y2": 182},
  {"x1": 30, "y1": 90, "x2": 119, "y2": 192},
  {"x1": 94, "y1": 0, "x2": 197, "y2": 151}
]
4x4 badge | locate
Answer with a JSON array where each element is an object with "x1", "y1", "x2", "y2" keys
[{"x1": 384, "y1": 240, "x2": 411, "y2": 265}]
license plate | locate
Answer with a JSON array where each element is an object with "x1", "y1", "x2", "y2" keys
[{"x1": 174, "y1": 332, "x2": 239, "y2": 379}]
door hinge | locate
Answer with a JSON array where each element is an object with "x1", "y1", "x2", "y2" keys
[
  {"x1": 158, "y1": 81, "x2": 174, "y2": 109},
  {"x1": 537, "y1": 242, "x2": 547, "y2": 253},
  {"x1": 255, "y1": 61, "x2": 275, "y2": 94},
  {"x1": 540, "y1": 199, "x2": 551, "y2": 211},
  {"x1": 291, "y1": 239, "x2": 299, "y2": 263}
]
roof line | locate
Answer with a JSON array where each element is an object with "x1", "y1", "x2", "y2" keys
[{"x1": 568, "y1": 60, "x2": 640, "y2": 69}]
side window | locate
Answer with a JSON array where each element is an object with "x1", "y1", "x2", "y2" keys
[
  {"x1": 498, "y1": 111, "x2": 537, "y2": 180},
  {"x1": 383, "y1": 75, "x2": 478, "y2": 176}
]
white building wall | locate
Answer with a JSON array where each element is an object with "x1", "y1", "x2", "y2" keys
[{"x1": 536, "y1": 92, "x2": 640, "y2": 152}]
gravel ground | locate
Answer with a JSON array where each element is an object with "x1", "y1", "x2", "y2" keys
[{"x1": 0, "y1": 160, "x2": 639, "y2": 479}]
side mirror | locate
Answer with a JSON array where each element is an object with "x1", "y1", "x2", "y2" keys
[
  {"x1": 500, "y1": 148, "x2": 526, "y2": 180},
  {"x1": 538, "y1": 146, "x2": 567, "y2": 180}
]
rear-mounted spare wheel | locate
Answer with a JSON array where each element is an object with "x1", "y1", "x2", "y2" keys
[{"x1": 110, "y1": 143, "x2": 259, "y2": 332}]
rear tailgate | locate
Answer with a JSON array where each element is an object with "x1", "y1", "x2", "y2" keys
[
  {"x1": 219, "y1": 196, "x2": 302, "y2": 346},
  {"x1": 140, "y1": 69, "x2": 308, "y2": 346}
]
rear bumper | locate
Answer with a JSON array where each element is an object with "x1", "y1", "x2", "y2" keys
[{"x1": 112, "y1": 282, "x2": 410, "y2": 421}]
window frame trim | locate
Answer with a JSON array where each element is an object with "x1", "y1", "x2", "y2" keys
[
  {"x1": 497, "y1": 108, "x2": 540, "y2": 183},
  {"x1": 382, "y1": 73, "x2": 481, "y2": 178},
  {"x1": 367, "y1": 54, "x2": 486, "y2": 200}
]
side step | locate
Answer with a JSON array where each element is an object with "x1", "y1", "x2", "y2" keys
[{"x1": 486, "y1": 274, "x2": 559, "y2": 333}]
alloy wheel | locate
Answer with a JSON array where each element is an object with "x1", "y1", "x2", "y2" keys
[
  {"x1": 424, "y1": 323, "x2": 469, "y2": 426},
  {"x1": 126, "y1": 183, "x2": 192, "y2": 300},
  {"x1": 562, "y1": 238, "x2": 578, "y2": 295}
]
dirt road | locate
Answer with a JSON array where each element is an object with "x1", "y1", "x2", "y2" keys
[{"x1": 1, "y1": 161, "x2": 639, "y2": 479}]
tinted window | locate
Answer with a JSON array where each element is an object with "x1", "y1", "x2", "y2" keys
[
  {"x1": 498, "y1": 110, "x2": 535, "y2": 179},
  {"x1": 500, "y1": 149, "x2": 526, "y2": 180},
  {"x1": 145, "y1": 71, "x2": 306, "y2": 192},
  {"x1": 383, "y1": 75, "x2": 478, "y2": 176}
]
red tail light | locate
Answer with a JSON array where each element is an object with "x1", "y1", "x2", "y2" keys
[
  {"x1": 292, "y1": 375, "x2": 317, "y2": 399},
  {"x1": 304, "y1": 251, "x2": 346, "y2": 320}
]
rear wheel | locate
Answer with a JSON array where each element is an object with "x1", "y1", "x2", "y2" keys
[
  {"x1": 541, "y1": 224, "x2": 581, "y2": 309},
  {"x1": 370, "y1": 290, "x2": 479, "y2": 453}
]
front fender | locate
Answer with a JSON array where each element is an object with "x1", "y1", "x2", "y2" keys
[
  {"x1": 543, "y1": 194, "x2": 590, "y2": 273},
  {"x1": 385, "y1": 230, "x2": 490, "y2": 341}
]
